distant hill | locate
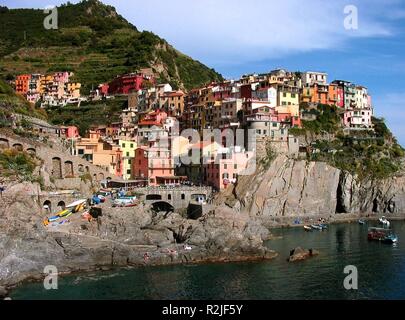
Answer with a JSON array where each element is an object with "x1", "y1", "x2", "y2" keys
[{"x1": 0, "y1": 0, "x2": 223, "y2": 93}]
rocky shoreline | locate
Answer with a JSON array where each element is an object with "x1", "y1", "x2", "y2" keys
[{"x1": 2, "y1": 155, "x2": 405, "y2": 299}]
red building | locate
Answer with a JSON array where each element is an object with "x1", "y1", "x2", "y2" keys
[
  {"x1": 98, "y1": 83, "x2": 109, "y2": 96},
  {"x1": 108, "y1": 73, "x2": 155, "y2": 95}
]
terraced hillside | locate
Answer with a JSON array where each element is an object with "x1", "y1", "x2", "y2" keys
[{"x1": 0, "y1": 0, "x2": 223, "y2": 93}]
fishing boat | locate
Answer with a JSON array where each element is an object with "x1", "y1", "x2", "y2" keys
[
  {"x1": 368, "y1": 227, "x2": 398, "y2": 244},
  {"x1": 358, "y1": 219, "x2": 366, "y2": 225},
  {"x1": 304, "y1": 225, "x2": 312, "y2": 232}
]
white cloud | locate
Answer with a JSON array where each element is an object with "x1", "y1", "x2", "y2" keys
[{"x1": 102, "y1": 0, "x2": 394, "y2": 66}]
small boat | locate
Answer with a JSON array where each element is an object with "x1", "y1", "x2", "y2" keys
[
  {"x1": 304, "y1": 225, "x2": 312, "y2": 232},
  {"x1": 311, "y1": 224, "x2": 323, "y2": 230},
  {"x1": 358, "y1": 219, "x2": 366, "y2": 225},
  {"x1": 368, "y1": 227, "x2": 398, "y2": 244},
  {"x1": 379, "y1": 216, "x2": 390, "y2": 227},
  {"x1": 319, "y1": 224, "x2": 328, "y2": 230}
]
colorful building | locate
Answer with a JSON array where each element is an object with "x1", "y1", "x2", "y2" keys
[
  {"x1": 15, "y1": 74, "x2": 31, "y2": 95},
  {"x1": 118, "y1": 140, "x2": 137, "y2": 180},
  {"x1": 204, "y1": 147, "x2": 254, "y2": 190}
]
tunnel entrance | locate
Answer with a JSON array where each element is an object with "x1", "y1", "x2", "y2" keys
[{"x1": 152, "y1": 201, "x2": 174, "y2": 212}]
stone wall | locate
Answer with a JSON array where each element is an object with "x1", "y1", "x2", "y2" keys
[{"x1": 0, "y1": 132, "x2": 119, "y2": 186}]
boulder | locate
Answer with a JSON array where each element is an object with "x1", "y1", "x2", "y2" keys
[{"x1": 288, "y1": 247, "x2": 319, "y2": 262}]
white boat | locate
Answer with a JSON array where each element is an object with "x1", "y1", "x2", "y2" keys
[
  {"x1": 379, "y1": 216, "x2": 391, "y2": 228},
  {"x1": 66, "y1": 199, "x2": 87, "y2": 208}
]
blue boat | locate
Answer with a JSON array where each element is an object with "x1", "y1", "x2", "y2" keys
[{"x1": 311, "y1": 224, "x2": 323, "y2": 230}]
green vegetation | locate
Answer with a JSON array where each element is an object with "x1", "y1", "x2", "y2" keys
[
  {"x1": 0, "y1": 79, "x2": 47, "y2": 120},
  {"x1": 0, "y1": 0, "x2": 223, "y2": 93},
  {"x1": 46, "y1": 97, "x2": 126, "y2": 135},
  {"x1": 290, "y1": 104, "x2": 404, "y2": 180},
  {"x1": 0, "y1": 148, "x2": 39, "y2": 182},
  {"x1": 259, "y1": 143, "x2": 277, "y2": 170}
]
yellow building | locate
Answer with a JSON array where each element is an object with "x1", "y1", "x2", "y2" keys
[
  {"x1": 119, "y1": 140, "x2": 137, "y2": 180},
  {"x1": 67, "y1": 82, "x2": 81, "y2": 98},
  {"x1": 40, "y1": 75, "x2": 53, "y2": 94},
  {"x1": 275, "y1": 104, "x2": 300, "y2": 117},
  {"x1": 277, "y1": 85, "x2": 300, "y2": 106}
]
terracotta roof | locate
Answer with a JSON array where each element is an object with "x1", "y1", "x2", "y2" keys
[{"x1": 139, "y1": 121, "x2": 162, "y2": 126}]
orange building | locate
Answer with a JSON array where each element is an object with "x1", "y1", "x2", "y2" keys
[
  {"x1": 327, "y1": 83, "x2": 339, "y2": 106},
  {"x1": 301, "y1": 83, "x2": 328, "y2": 104},
  {"x1": 15, "y1": 74, "x2": 31, "y2": 95}
]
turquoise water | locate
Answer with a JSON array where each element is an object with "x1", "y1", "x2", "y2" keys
[{"x1": 10, "y1": 221, "x2": 405, "y2": 300}]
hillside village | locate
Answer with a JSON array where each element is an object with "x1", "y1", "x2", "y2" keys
[{"x1": 4, "y1": 68, "x2": 390, "y2": 191}]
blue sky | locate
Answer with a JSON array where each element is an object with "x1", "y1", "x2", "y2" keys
[{"x1": 2, "y1": 0, "x2": 405, "y2": 145}]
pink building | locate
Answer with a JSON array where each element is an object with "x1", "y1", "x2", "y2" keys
[
  {"x1": 204, "y1": 149, "x2": 254, "y2": 190},
  {"x1": 343, "y1": 108, "x2": 373, "y2": 129},
  {"x1": 64, "y1": 126, "x2": 80, "y2": 139},
  {"x1": 53, "y1": 72, "x2": 70, "y2": 84}
]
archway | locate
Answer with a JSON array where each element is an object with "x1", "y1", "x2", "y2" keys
[
  {"x1": 26, "y1": 148, "x2": 36, "y2": 155},
  {"x1": 57, "y1": 201, "x2": 66, "y2": 210},
  {"x1": 78, "y1": 164, "x2": 84, "y2": 173},
  {"x1": 0, "y1": 138, "x2": 9, "y2": 148},
  {"x1": 64, "y1": 161, "x2": 74, "y2": 177},
  {"x1": 12, "y1": 143, "x2": 23, "y2": 151},
  {"x1": 43, "y1": 200, "x2": 52, "y2": 213},
  {"x1": 52, "y1": 157, "x2": 62, "y2": 178},
  {"x1": 151, "y1": 201, "x2": 174, "y2": 212}
]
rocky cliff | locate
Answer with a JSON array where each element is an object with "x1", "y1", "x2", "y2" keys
[
  {"x1": 0, "y1": 183, "x2": 275, "y2": 293},
  {"x1": 233, "y1": 155, "x2": 405, "y2": 223}
]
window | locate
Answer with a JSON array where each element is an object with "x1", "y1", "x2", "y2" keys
[
  {"x1": 233, "y1": 174, "x2": 237, "y2": 179},
  {"x1": 78, "y1": 149, "x2": 84, "y2": 155},
  {"x1": 224, "y1": 164, "x2": 227, "y2": 169},
  {"x1": 127, "y1": 169, "x2": 131, "y2": 174},
  {"x1": 130, "y1": 144, "x2": 134, "y2": 148},
  {"x1": 234, "y1": 164, "x2": 238, "y2": 169},
  {"x1": 126, "y1": 152, "x2": 130, "y2": 157},
  {"x1": 263, "y1": 130, "x2": 267, "y2": 135},
  {"x1": 181, "y1": 194, "x2": 185, "y2": 200},
  {"x1": 283, "y1": 92, "x2": 287, "y2": 97},
  {"x1": 168, "y1": 194, "x2": 172, "y2": 200},
  {"x1": 291, "y1": 93, "x2": 296, "y2": 98},
  {"x1": 122, "y1": 143, "x2": 126, "y2": 148},
  {"x1": 139, "y1": 160, "x2": 141, "y2": 165}
]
